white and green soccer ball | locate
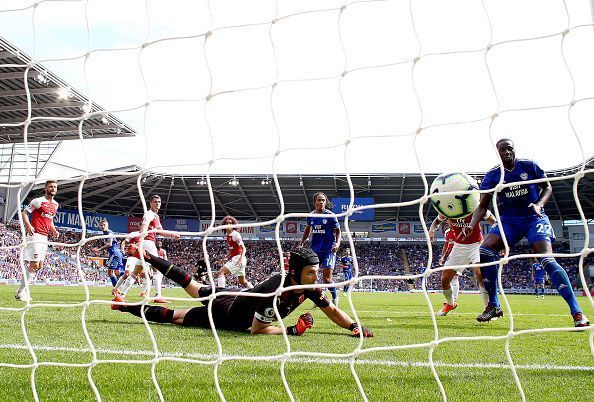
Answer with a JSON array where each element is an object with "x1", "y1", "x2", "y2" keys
[{"x1": 429, "y1": 172, "x2": 480, "y2": 219}]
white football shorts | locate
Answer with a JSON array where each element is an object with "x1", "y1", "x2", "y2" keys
[
  {"x1": 444, "y1": 242, "x2": 481, "y2": 273},
  {"x1": 23, "y1": 233, "x2": 49, "y2": 262},
  {"x1": 224, "y1": 255, "x2": 247, "y2": 277}
]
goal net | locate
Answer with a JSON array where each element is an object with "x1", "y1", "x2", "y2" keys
[{"x1": 0, "y1": 0, "x2": 593, "y2": 401}]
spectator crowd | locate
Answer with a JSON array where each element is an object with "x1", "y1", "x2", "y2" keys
[{"x1": 1, "y1": 223, "x2": 592, "y2": 292}]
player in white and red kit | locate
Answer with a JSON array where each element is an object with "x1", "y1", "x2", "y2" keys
[
  {"x1": 17, "y1": 180, "x2": 60, "y2": 302},
  {"x1": 283, "y1": 251, "x2": 290, "y2": 271},
  {"x1": 429, "y1": 210, "x2": 497, "y2": 316},
  {"x1": 113, "y1": 195, "x2": 179, "y2": 303},
  {"x1": 216, "y1": 216, "x2": 253, "y2": 289}
]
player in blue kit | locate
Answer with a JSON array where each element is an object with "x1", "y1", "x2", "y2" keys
[
  {"x1": 461, "y1": 139, "x2": 589, "y2": 327},
  {"x1": 92, "y1": 218, "x2": 124, "y2": 290},
  {"x1": 338, "y1": 248, "x2": 354, "y2": 293},
  {"x1": 300, "y1": 192, "x2": 341, "y2": 306},
  {"x1": 531, "y1": 258, "x2": 546, "y2": 299}
]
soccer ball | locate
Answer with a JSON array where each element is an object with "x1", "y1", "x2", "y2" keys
[{"x1": 429, "y1": 172, "x2": 480, "y2": 219}]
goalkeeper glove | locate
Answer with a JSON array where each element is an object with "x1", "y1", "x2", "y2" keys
[
  {"x1": 349, "y1": 322, "x2": 373, "y2": 338},
  {"x1": 286, "y1": 312, "x2": 314, "y2": 336}
]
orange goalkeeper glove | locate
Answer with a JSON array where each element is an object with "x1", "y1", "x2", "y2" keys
[
  {"x1": 350, "y1": 323, "x2": 373, "y2": 338},
  {"x1": 286, "y1": 312, "x2": 314, "y2": 336}
]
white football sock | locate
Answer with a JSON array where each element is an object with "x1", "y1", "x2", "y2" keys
[
  {"x1": 451, "y1": 276, "x2": 460, "y2": 303},
  {"x1": 443, "y1": 288, "x2": 454, "y2": 305},
  {"x1": 479, "y1": 284, "x2": 489, "y2": 308},
  {"x1": 153, "y1": 270, "x2": 163, "y2": 297},
  {"x1": 216, "y1": 275, "x2": 226, "y2": 288}
]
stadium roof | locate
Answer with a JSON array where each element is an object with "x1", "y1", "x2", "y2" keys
[
  {"x1": 0, "y1": 35, "x2": 136, "y2": 184},
  {"x1": 40, "y1": 161, "x2": 594, "y2": 222}
]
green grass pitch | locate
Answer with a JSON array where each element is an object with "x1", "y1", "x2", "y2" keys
[{"x1": 0, "y1": 286, "x2": 592, "y2": 401}]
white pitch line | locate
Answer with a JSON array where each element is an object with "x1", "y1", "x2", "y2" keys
[
  {"x1": 355, "y1": 310, "x2": 568, "y2": 317},
  {"x1": 0, "y1": 344, "x2": 592, "y2": 371}
]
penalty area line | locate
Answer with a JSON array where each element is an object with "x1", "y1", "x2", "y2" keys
[{"x1": 0, "y1": 344, "x2": 592, "y2": 371}]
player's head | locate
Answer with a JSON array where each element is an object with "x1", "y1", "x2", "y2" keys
[
  {"x1": 289, "y1": 248, "x2": 319, "y2": 285},
  {"x1": 344, "y1": 248, "x2": 350, "y2": 256},
  {"x1": 283, "y1": 251, "x2": 290, "y2": 258},
  {"x1": 44, "y1": 180, "x2": 57, "y2": 197},
  {"x1": 99, "y1": 218, "x2": 109, "y2": 231},
  {"x1": 156, "y1": 241, "x2": 162, "y2": 249},
  {"x1": 221, "y1": 215, "x2": 238, "y2": 228},
  {"x1": 149, "y1": 195, "x2": 161, "y2": 211},
  {"x1": 495, "y1": 138, "x2": 515, "y2": 165},
  {"x1": 313, "y1": 192, "x2": 332, "y2": 212},
  {"x1": 533, "y1": 257, "x2": 539, "y2": 264}
]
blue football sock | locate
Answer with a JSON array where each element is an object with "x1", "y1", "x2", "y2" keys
[
  {"x1": 325, "y1": 279, "x2": 337, "y2": 300},
  {"x1": 479, "y1": 247, "x2": 500, "y2": 308},
  {"x1": 109, "y1": 275, "x2": 118, "y2": 287},
  {"x1": 540, "y1": 258, "x2": 580, "y2": 315},
  {"x1": 540, "y1": 287, "x2": 545, "y2": 296},
  {"x1": 534, "y1": 286, "x2": 538, "y2": 296}
]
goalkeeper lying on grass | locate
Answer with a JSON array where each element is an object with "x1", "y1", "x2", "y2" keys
[{"x1": 112, "y1": 247, "x2": 373, "y2": 337}]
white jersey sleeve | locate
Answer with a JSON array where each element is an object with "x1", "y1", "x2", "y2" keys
[
  {"x1": 25, "y1": 197, "x2": 43, "y2": 213},
  {"x1": 231, "y1": 230, "x2": 243, "y2": 245}
]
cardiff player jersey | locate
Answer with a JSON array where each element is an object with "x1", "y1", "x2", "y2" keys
[
  {"x1": 307, "y1": 210, "x2": 339, "y2": 253},
  {"x1": 480, "y1": 159, "x2": 545, "y2": 217},
  {"x1": 532, "y1": 263, "x2": 545, "y2": 281},
  {"x1": 102, "y1": 230, "x2": 122, "y2": 257},
  {"x1": 340, "y1": 256, "x2": 353, "y2": 272}
]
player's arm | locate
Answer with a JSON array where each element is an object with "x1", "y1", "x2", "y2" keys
[
  {"x1": 250, "y1": 318, "x2": 284, "y2": 335},
  {"x1": 428, "y1": 215, "x2": 445, "y2": 243},
  {"x1": 460, "y1": 193, "x2": 491, "y2": 240},
  {"x1": 530, "y1": 181, "x2": 552, "y2": 217},
  {"x1": 483, "y1": 209, "x2": 497, "y2": 225},
  {"x1": 320, "y1": 304, "x2": 373, "y2": 337},
  {"x1": 439, "y1": 240, "x2": 450, "y2": 265},
  {"x1": 48, "y1": 213, "x2": 59, "y2": 237},
  {"x1": 92, "y1": 242, "x2": 111, "y2": 254},
  {"x1": 120, "y1": 238, "x2": 129, "y2": 254},
  {"x1": 21, "y1": 209, "x2": 35, "y2": 236},
  {"x1": 299, "y1": 225, "x2": 311, "y2": 247},
  {"x1": 332, "y1": 226, "x2": 341, "y2": 253},
  {"x1": 531, "y1": 266, "x2": 535, "y2": 281}
]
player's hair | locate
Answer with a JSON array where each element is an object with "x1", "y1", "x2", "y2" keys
[
  {"x1": 99, "y1": 218, "x2": 108, "y2": 224},
  {"x1": 221, "y1": 215, "x2": 238, "y2": 226},
  {"x1": 149, "y1": 194, "x2": 161, "y2": 201},
  {"x1": 44, "y1": 180, "x2": 57, "y2": 186},
  {"x1": 312, "y1": 192, "x2": 332, "y2": 209},
  {"x1": 495, "y1": 138, "x2": 513, "y2": 148}
]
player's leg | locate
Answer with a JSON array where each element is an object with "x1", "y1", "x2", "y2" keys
[
  {"x1": 115, "y1": 303, "x2": 190, "y2": 326},
  {"x1": 471, "y1": 266, "x2": 489, "y2": 308},
  {"x1": 116, "y1": 259, "x2": 144, "y2": 298},
  {"x1": 451, "y1": 274, "x2": 460, "y2": 303},
  {"x1": 540, "y1": 282, "x2": 545, "y2": 298},
  {"x1": 319, "y1": 252, "x2": 338, "y2": 305},
  {"x1": 234, "y1": 256, "x2": 253, "y2": 289},
  {"x1": 475, "y1": 220, "x2": 522, "y2": 322},
  {"x1": 534, "y1": 280, "x2": 539, "y2": 298},
  {"x1": 17, "y1": 234, "x2": 47, "y2": 302},
  {"x1": 532, "y1": 239, "x2": 589, "y2": 326},
  {"x1": 344, "y1": 270, "x2": 353, "y2": 293},
  {"x1": 216, "y1": 266, "x2": 231, "y2": 288},
  {"x1": 527, "y1": 214, "x2": 588, "y2": 326},
  {"x1": 437, "y1": 268, "x2": 458, "y2": 316}
]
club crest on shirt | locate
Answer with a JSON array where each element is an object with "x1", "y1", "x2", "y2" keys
[
  {"x1": 298, "y1": 294, "x2": 305, "y2": 303},
  {"x1": 322, "y1": 219, "x2": 327, "y2": 224},
  {"x1": 520, "y1": 173, "x2": 528, "y2": 180}
]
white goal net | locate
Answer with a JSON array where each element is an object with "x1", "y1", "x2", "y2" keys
[{"x1": 0, "y1": 0, "x2": 593, "y2": 401}]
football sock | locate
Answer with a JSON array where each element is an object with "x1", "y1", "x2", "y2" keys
[
  {"x1": 153, "y1": 270, "x2": 163, "y2": 296},
  {"x1": 540, "y1": 287, "x2": 545, "y2": 297},
  {"x1": 216, "y1": 275, "x2": 226, "y2": 288},
  {"x1": 443, "y1": 288, "x2": 454, "y2": 305},
  {"x1": 479, "y1": 247, "x2": 500, "y2": 308},
  {"x1": 324, "y1": 279, "x2": 337, "y2": 301},
  {"x1": 121, "y1": 305, "x2": 174, "y2": 323},
  {"x1": 245, "y1": 282, "x2": 254, "y2": 289},
  {"x1": 142, "y1": 253, "x2": 192, "y2": 288},
  {"x1": 109, "y1": 274, "x2": 118, "y2": 287},
  {"x1": 113, "y1": 274, "x2": 125, "y2": 291},
  {"x1": 540, "y1": 258, "x2": 580, "y2": 315},
  {"x1": 451, "y1": 276, "x2": 460, "y2": 303},
  {"x1": 479, "y1": 284, "x2": 489, "y2": 308},
  {"x1": 534, "y1": 286, "x2": 539, "y2": 296},
  {"x1": 119, "y1": 273, "x2": 135, "y2": 296},
  {"x1": 19, "y1": 268, "x2": 36, "y2": 292}
]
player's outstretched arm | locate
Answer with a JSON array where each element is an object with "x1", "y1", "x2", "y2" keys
[
  {"x1": 299, "y1": 225, "x2": 311, "y2": 247},
  {"x1": 460, "y1": 193, "x2": 491, "y2": 240},
  {"x1": 320, "y1": 304, "x2": 373, "y2": 337}
]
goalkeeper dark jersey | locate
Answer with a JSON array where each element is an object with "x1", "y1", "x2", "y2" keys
[{"x1": 182, "y1": 273, "x2": 330, "y2": 331}]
